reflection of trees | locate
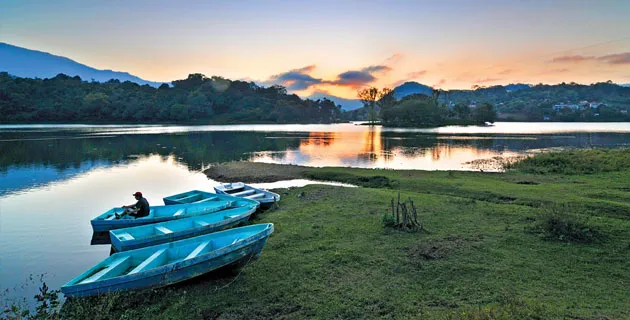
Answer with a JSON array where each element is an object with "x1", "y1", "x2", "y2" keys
[
  {"x1": 0, "y1": 131, "x2": 302, "y2": 173},
  {"x1": 302, "y1": 132, "x2": 335, "y2": 147},
  {"x1": 2, "y1": 129, "x2": 628, "y2": 174}
]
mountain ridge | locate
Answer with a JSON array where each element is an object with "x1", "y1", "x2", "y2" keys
[{"x1": 0, "y1": 42, "x2": 162, "y2": 87}]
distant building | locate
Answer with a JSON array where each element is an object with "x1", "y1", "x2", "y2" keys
[{"x1": 553, "y1": 103, "x2": 581, "y2": 111}]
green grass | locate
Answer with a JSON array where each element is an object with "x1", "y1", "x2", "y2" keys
[{"x1": 60, "y1": 150, "x2": 630, "y2": 319}]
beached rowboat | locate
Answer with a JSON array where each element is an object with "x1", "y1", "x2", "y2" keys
[
  {"x1": 110, "y1": 203, "x2": 258, "y2": 252},
  {"x1": 91, "y1": 195, "x2": 238, "y2": 232},
  {"x1": 62, "y1": 223, "x2": 274, "y2": 297},
  {"x1": 163, "y1": 189, "x2": 221, "y2": 205},
  {"x1": 214, "y1": 182, "x2": 280, "y2": 207}
]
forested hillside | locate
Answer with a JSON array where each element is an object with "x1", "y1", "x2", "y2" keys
[{"x1": 0, "y1": 73, "x2": 341, "y2": 123}]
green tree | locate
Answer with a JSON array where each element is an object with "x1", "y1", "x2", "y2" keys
[{"x1": 472, "y1": 103, "x2": 497, "y2": 124}]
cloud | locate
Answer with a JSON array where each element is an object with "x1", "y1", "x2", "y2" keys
[
  {"x1": 326, "y1": 65, "x2": 391, "y2": 88},
  {"x1": 598, "y1": 52, "x2": 630, "y2": 65},
  {"x1": 498, "y1": 69, "x2": 516, "y2": 75},
  {"x1": 475, "y1": 77, "x2": 503, "y2": 83},
  {"x1": 407, "y1": 70, "x2": 427, "y2": 78},
  {"x1": 549, "y1": 55, "x2": 596, "y2": 63},
  {"x1": 432, "y1": 79, "x2": 446, "y2": 88},
  {"x1": 549, "y1": 52, "x2": 630, "y2": 65},
  {"x1": 384, "y1": 53, "x2": 404, "y2": 64},
  {"x1": 539, "y1": 68, "x2": 570, "y2": 75},
  {"x1": 265, "y1": 65, "x2": 323, "y2": 91}
]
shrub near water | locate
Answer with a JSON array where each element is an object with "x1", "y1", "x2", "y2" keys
[
  {"x1": 534, "y1": 205, "x2": 602, "y2": 243},
  {"x1": 505, "y1": 148, "x2": 630, "y2": 174}
]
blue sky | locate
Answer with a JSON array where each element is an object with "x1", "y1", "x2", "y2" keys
[{"x1": 2, "y1": 0, "x2": 630, "y2": 97}]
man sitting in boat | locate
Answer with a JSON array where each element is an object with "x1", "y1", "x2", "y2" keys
[{"x1": 117, "y1": 191, "x2": 150, "y2": 219}]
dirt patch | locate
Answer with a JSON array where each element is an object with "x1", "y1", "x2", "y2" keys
[
  {"x1": 464, "y1": 155, "x2": 527, "y2": 172},
  {"x1": 407, "y1": 236, "x2": 469, "y2": 260},
  {"x1": 516, "y1": 180, "x2": 540, "y2": 185},
  {"x1": 204, "y1": 162, "x2": 306, "y2": 183}
]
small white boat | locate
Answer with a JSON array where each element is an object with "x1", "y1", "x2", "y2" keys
[
  {"x1": 62, "y1": 223, "x2": 274, "y2": 297},
  {"x1": 109, "y1": 203, "x2": 258, "y2": 252},
  {"x1": 214, "y1": 182, "x2": 280, "y2": 208}
]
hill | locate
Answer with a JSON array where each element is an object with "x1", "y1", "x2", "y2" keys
[
  {"x1": 308, "y1": 91, "x2": 363, "y2": 111},
  {"x1": 392, "y1": 81, "x2": 433, "y2": 99},
  {"x1": 0, "y1": 42, "x2": 162, "y2": 87}
]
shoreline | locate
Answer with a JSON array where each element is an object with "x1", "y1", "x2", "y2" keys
[{"x1": 55, "y1": 150, "x2": 630, "y2": 319}]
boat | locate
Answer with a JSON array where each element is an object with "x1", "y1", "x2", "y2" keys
[
  {"x1": 213, "y1": 182, "x2": 280, "y2": 208},
  {"x1": 163, "y1": 190, "x2": 220, "y2": 205},
  {"x1": 110, "y1": 203, "x2": 258, "y2": 252},
  {"x1": 61, "y1": 223, "x2": 274, "y2": 297},
  {"x1": 91, "y1": 194, "x2": 240, "y2": 232}
]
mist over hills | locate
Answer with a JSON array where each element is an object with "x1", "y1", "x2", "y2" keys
[{"x1": 0, "y1": 43, "x2": 162, "y2": 87}]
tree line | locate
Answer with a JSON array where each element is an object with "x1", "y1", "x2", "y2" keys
[
  {"x1": 443, "y1": 81, "x2": 630, "y2": 121},
  {"x1": 0, "y1": 73, "x2": 342, "y2": 123},
  {"x1": 352, "y1": 87, "x2": 497, "y2": 127}
]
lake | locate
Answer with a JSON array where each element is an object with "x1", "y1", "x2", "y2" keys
[{"x1": 1, "y1": 122, "x2": 629, "y2": 299}]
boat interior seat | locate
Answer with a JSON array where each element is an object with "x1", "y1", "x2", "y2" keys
[
  {"x1": 244, "y1": 193, "x2": 265, "y2": 199},
  {"x1": 118, "y1": 232, "x2": 135, "y2": 241},
  {"x1": 185, "y1": 241, "x2": 211, "y2": 260},
  {"x1": 128, "y1": 249, "x2": 167, "y2": 275},
  {"x1": 232, "y1": 189, "x2": 256, "y2": 197},
  {"x1": 172, "y1": 208, "x2": 185, "y2": 217},
  {"x1": 194, "y1": 220, "x2": 210, "y2": 227},
  {"x1": 155, "y1": 226, "x2": 173, "y2": 235},
  {"x1": 80, "y1": 256, "x2": 132, "y2": 284},
  {"x1": 193, "y1": 197, "x2": 218, "y2": 204}
]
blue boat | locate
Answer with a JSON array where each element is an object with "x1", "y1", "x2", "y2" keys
[
  {"x1": 91, "y1": 195, "x2": 239, "y2": 232},
  {"x1": 214, "y1": 182, "x2": 280, "y2": 208},
  {"x1": 163, "y1": 190, "x2": 220, "y2": 205},
  {"x1": 110, "y1": 203, "x2": 258, "y2": 252},
  {"x1": 61, "y1": 223, "x2": 274, "y2": 297}
]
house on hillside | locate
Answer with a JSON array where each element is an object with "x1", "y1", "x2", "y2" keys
[{"x1": 552, "y1": 103, "x2": 580, "y2": 111}]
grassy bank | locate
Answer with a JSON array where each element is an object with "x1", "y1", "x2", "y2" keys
[{"x1": 59, "y1": 150, "x2": 629, "y2": 319}]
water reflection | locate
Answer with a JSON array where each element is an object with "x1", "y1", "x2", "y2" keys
[
  {"x1": 249, "y1": 127, "x2": 526, "y2": 170},
  {"x1": 0, "y1": 155, "x2": 214, "y2": 294}
]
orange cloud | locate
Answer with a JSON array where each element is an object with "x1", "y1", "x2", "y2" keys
[
  {"x1": 384, "y1": 53, "x2": 404, "y2": 64},
  {"x1": 407, "y1": 70, "x2": 427, "y2": 78},
  {"x1": 432, "y1": 79, "x2": 446, "y2": 88},
  {"x1": 475, "y1": 77, "x2": 503, "y2": 83},
  {"x1": 498, "y1": 69, "x2": 517, "y2": 75}
]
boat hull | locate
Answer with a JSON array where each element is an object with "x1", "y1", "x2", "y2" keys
[
  {"x1": 91, "y1": 197, "x2": 237, "y2": 232},
  {"x1": 214, "y1": 183, "x2": 280, "y2": 206},
  {"x1": 62, "y1": 224, "x2": 273, "y2": 297},
  {"x1": 110, "y1": 206, "x2": 256, "y2": 252}
]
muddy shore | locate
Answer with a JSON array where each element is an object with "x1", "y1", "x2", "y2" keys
[{"x1": 203, "y1": 161, "x2": 308, "y2": 183}]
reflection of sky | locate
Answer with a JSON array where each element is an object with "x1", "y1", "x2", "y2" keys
[
  {"x1": 249, "y1": 128, "x2": 523, "y2": 171},
  {"x1": 0, "y1": 155, "x2": 216, "y2": 296},
  {"x1": 0, "y1": 160, "x2": 111, "y2": 196}
]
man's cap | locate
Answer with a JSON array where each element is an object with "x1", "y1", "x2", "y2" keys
[{"x1": 133, "y1": 191, "x2": 142, "y2": 197}]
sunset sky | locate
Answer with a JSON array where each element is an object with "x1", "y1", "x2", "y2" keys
[{"x1": 2, "y1": 0, "x2": 630, "y2": 98}]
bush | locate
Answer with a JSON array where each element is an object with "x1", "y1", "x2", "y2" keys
[
  {"x1": 534, "y1": 205, "x2": 602, "y2": 243},
  {"x1": 505, "y1": 149, "x2": 630, "y2": 174}
]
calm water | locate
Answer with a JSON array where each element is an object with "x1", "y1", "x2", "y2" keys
[{"x1": 0, "y1": 122, "x2": 629, "y2": 298}]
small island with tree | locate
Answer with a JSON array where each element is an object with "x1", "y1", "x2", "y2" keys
[{"x1": 354, "y1": 86, "x2": 496, "y2": 127}]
